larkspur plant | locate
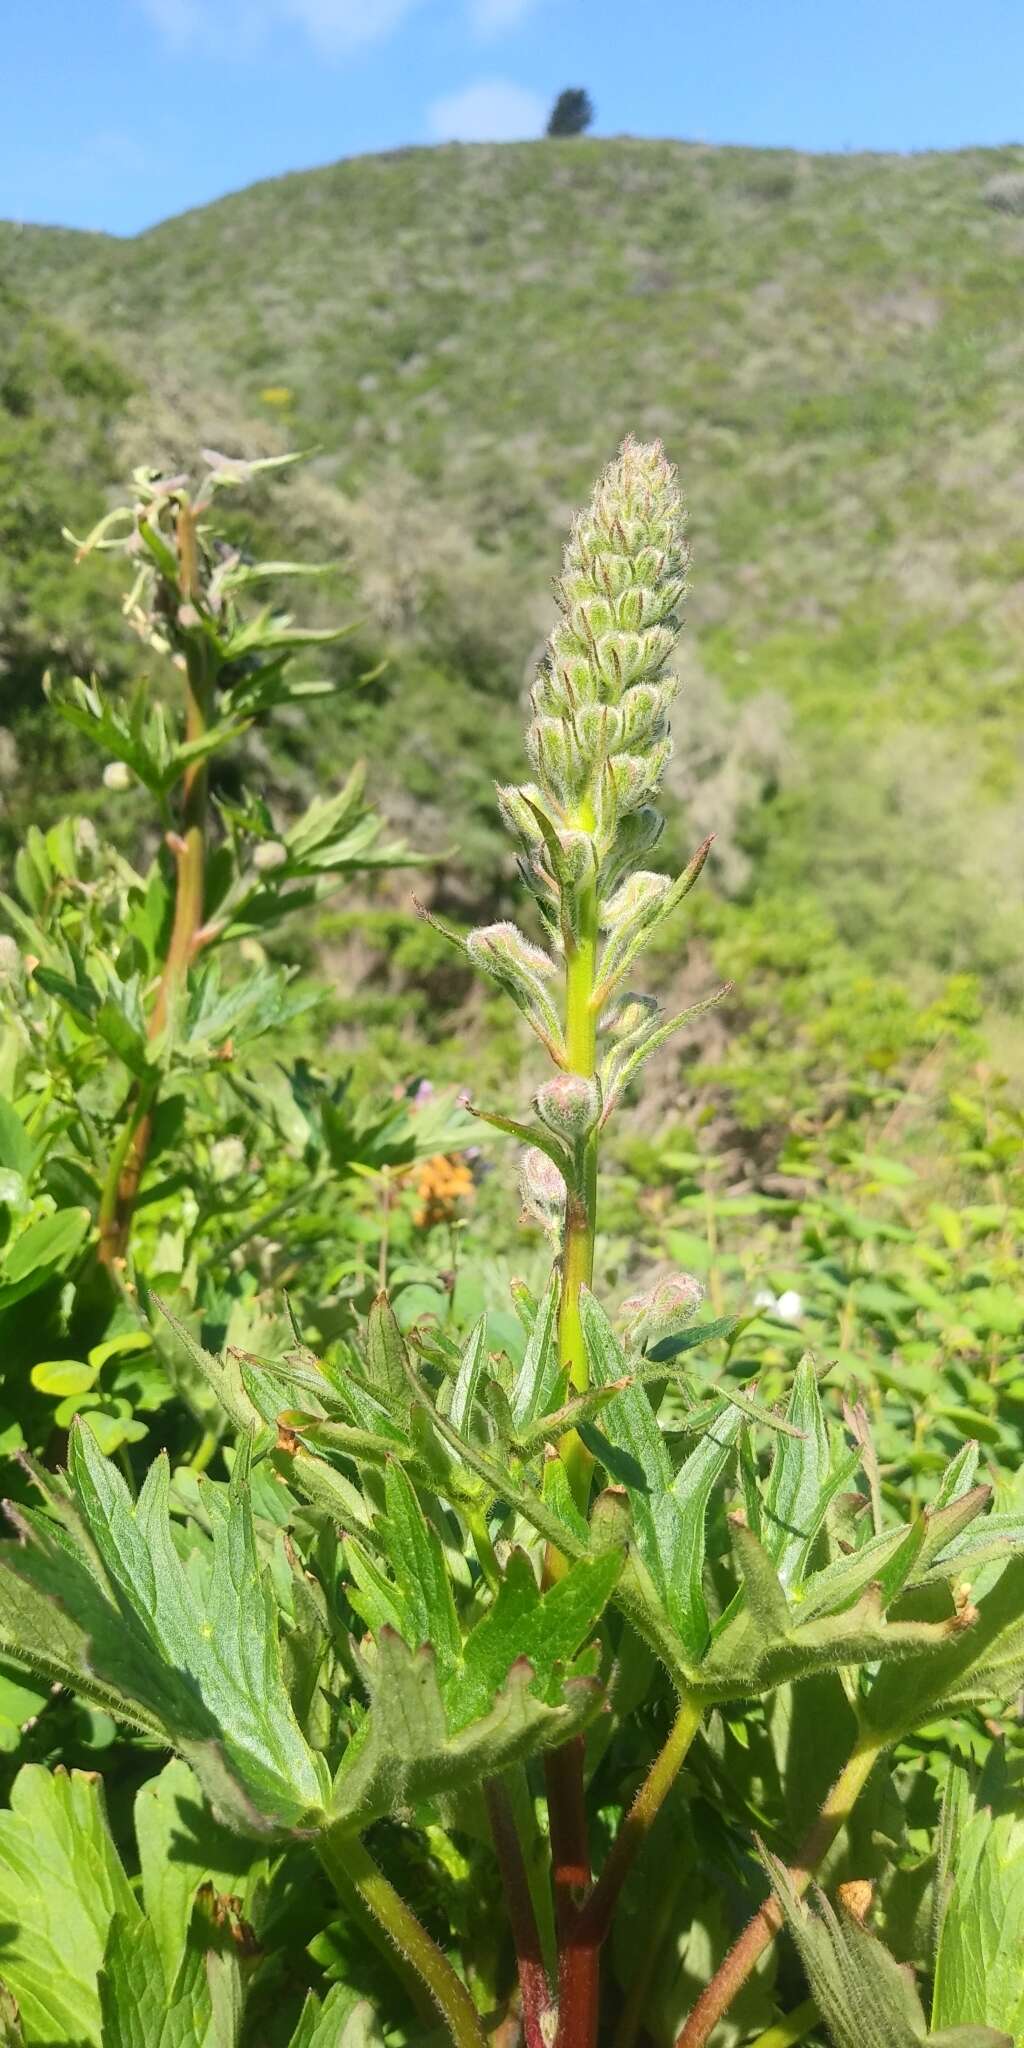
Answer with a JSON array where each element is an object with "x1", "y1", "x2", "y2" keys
[{"x1": 0, "y1": 442, "x2": 1021, "y2": 2048}]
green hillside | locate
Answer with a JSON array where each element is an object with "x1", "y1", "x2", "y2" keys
[{"x1": 3, "y1": 137, "x2": 1023, "y2": 1027}]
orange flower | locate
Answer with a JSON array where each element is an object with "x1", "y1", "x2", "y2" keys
[{"x1": 413, "y1": 1153, "x2": 475, "y2": 1230}]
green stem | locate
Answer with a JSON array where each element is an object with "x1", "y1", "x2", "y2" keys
[
  {"x1": 675, "y1": 1732, "x2": 884, "y2": 2048},
  {"x1": 99, "y1": 594, "x2": 214, "y2": 1268},
  {"x1": 318, "y1": 1830, "x2": 488, "y2": 2048},
  {"x1": 577, "y1": 1693, "x2": 702, "y2": 1945},
  {"x1": 557, "y1": 828, "x2": 600, "y2": 1509}
]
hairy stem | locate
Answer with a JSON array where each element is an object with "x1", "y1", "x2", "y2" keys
[
  {"x1": 545, "y1": 1737, "x2": 598, "y2": 2048},
  {"x1": 485, "y1": 1780, "x2": 555, "y2": 2048},
  {"x1": 318, "y1": 1830, "x2": 488, "y2": 2048},
  {"x1": 578, "y1": 1693, "x2": 702, "y2": 1947},
  {"x1": 675, "y1": 1733, "x2": 884, "y2": 2048},
  {"x1": 98, "y1": 582, "x2": 213, "y2": 1267}
]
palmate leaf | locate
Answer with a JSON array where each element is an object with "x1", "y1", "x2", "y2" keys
[
  {"x1": 0, "y1": 1424, "x2": 329, "y2": 1836},
  {"x1": 330, "y1": 1631, "x2": 605, "y2": 1835},
  {"x1": 330, "y1": 1544, "x2": 620, "y2": 1832}
]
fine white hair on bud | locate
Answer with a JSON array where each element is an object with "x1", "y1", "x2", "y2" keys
[
  {"x1": 519, "y1": 1146, "x2": 567, "y2": 1238},
  {"x1": 619, "y1": 1273, "x2": 705, "y2": 1351},
  {"x1": 466, "y1": 922, "x2": 564, "y2": 1053},
  {"x1": 534, "y1": 1074, "x2": 601, "y2": 1145},
  {"x1": 526, "y1": 436, "x2": 689, "y2": 853}
]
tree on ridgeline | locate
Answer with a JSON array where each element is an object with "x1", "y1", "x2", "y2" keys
[{"x1": 546, "y1": 86, "x2": 593, "y2": 136}]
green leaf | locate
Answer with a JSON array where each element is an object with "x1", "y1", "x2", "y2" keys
[
  {"x1": 134, "y1": 1759, "x2": 269, "y2": 1991},
  {"x1": 289, "y1": 1985, "x2": 387, "y2": 2048},
  {"x1": 580, "y1": 1289, "x2": 740, "y2": 1659},
  {"x1": 3, "y1": 1428, "x2": 330, "y2": 1835},
  {"x1": 0, "y1": 1764, "x2": 139, "y2": 2045},
  {"x1": 30, "y1": 1358, "x2": 99, "y2": 1398},
  {"x1": 762, "y1": 1355, "x2": 831, "y2": 1587},
  {"x1": 449, "y1": 1547, "x2": 621, "y2": 1722},
  {"x1": 510, "y1": 1274, "x2": 560, "y2": 1428},
  {"x1": 449, "y1": 1315, "x2": 488, "y2": 1435},
  {"x1": 767, "y1": 1853, "x2": 928, "y2": 2048},
  {"x1": 364, "y1": 1292, "x2": 411, "y2": 1413},
  {"x1": 932, "y1": 1802, "x2": 1024, "y2": 2040},
  {"x1": 375, "y1": 1460, "x2": 461, "y2": 1671},
  {"x1": 0, "y1": 1207, "x2": 90, "y2": 1309},
  {"x1": 0, "y1": 1100, "x2": 32, "y2": 1180}
]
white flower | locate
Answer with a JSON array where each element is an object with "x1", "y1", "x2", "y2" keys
[
  {"x1": 753, "y1": 1287, "x2": 804, "y2": 1324},
  {"x1": 103, "y1": 760, "x2": 133, "y2": 791}
]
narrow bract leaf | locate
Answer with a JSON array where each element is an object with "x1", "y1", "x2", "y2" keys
[{"x1": 763, "y1": 1355, "x2": 831, "y2": 1587}]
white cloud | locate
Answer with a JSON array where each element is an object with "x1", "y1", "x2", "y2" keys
[
  {"x1": 282, "y1": 0, "x2": 423, "y2": 51},
  {"x1": 426, "y1": 76, "x2": 545, "y2": 143},
  {"x1": 138, "y1": 0, "x2": 205, "y2": 44},
  {"x1": 137, "y1": 0, "x2": 423, "y2": 55},
  {"x1": 468, "y1": 0, "x2": 543, "y2": 35}
]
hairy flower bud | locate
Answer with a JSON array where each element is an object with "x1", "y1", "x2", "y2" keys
[
  {"x1": 496, "y1": 783, "x2": 547, "y2": 851},
  {"x1": 467, "y1": 923, "x2": 562, "y2": 1050},
  {"x1": 520, "y1": 438, "x2": 688, "y2": 865},
  {"x1": 601, "y1": 992, "x2": 660, "y2": 1041},
  {"x1": 620, "y1": 1273, "x2": 704, "y2": 1351},
  {"x1": 519, "y1": 1146, "x2": 566, "y2": 1238},
  {"x1": 103, "y1": 760, "x2": 133, "y2": 792},
  {"x1": 534, "y1": 1074, "x2": 600, "y2": 1144},
  {"x1": 602, "y1": 871, "x2": 671, "y2": 937}
]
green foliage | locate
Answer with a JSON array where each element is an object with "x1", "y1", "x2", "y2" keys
[{"x1": 0, "y1": 424, "x2": 1020, "y2": 2048}]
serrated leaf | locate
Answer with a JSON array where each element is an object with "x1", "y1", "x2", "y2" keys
[
  {"x1": 6, "y1": 1428, "x2": 330, "y2": 1834},
  {"x1": 364, "y1": 1293, "x2": 410, "y2": 1413},
  {"x1": 581, "y1": 1289, "x2": 739, "y2": 1659},
  {"x1": 376, "y1": 1461, "x2": 460, "y2": 1670},
  {"x1": 510, "y1": 1275, "x2": 560, "y2": 1428},
  {"x1": 450, "y1": 1547, "x2": 620, "y2": 1723},
  {"x1": 449, "y1": 1315, "x2": 488, "y2": 1435},
  {"x1": 762, "y1": 1355, "x2": 831, "y2": 1587}
]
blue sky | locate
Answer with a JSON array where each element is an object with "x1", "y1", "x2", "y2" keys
[{"x1": 3, "y1": 0, "x2": 1022, "y2": 236}]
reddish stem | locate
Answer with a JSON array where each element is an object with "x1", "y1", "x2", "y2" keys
[
  {"x1": 545, "y1": 1738, "x2": 599, "y2": 2048},
  {"x1": 485, "y1": 1780, "x2": 554, "y2": 2048}
]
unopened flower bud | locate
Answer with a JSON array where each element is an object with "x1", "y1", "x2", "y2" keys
[
  {"x1": 253, "y1": 840, "x2": 288, "y2": 872},
  {"x1": 603, "y1": 870, "x2": 671, "y2": 936},
  {"x1": 601, "y1": 992, "x2": 659, "y2": 1041},
  {"x1": 519, "y1": 1147, "x2": 566, "y2": 1238},
  {"x1": 620, "y1": 1273, "x2": 704, "y2": 1351},
  {"x1": 534, "y1": 1074, "x2": 600, "y2": 1144},
  {"x1": 103, "y1": 760, "x2": 133, "y2": 792}
]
